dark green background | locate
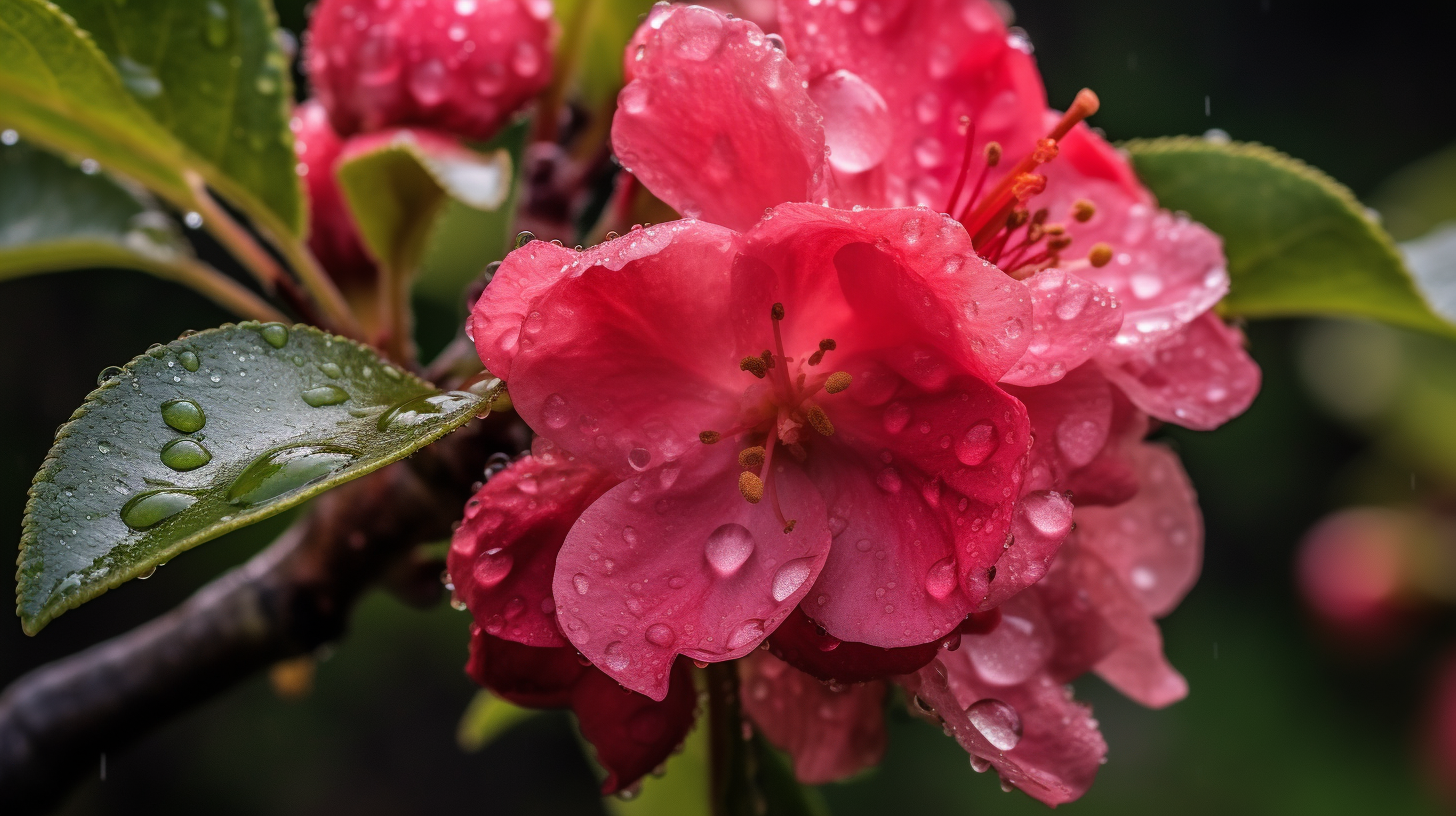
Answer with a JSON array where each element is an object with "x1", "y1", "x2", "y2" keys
[{"x1": 4, "y1": 0, "x2": 1455, "y2": 813}]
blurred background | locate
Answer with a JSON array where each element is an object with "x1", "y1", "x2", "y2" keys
[{"x1": 6, "y1": 0, "x2": 1456, "y2": 813}]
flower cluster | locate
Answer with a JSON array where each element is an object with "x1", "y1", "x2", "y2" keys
[
  {"x1": 452, "y1": 0, "x2": 1260, "y2": 803},
  {"x1": 294, "y1": 0, "x2": 557, "y2": 292}
]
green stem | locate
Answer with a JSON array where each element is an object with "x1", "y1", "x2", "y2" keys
[{"x1": 155, "y1": 256, "x2": 290, "y2": 324}]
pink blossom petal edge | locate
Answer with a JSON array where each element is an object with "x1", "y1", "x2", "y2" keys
[
  {"x1": 612, "y1": 5, "x2": 826, "y2": 230},
  {"x1": 551, "y1": 445, "x2": 832, "y2": 700},
  {"x1": 1000, "y1": 269, "x2": 1122, "y2": 387}
]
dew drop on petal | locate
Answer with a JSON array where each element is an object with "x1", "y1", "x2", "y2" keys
[
  {"x1": 925, "y1": 557, "x2": 958, "y2": 600},
  {"x1": 603, "y1": 641, "x2": 630, "y2": 672},
  {"x1": 955, "y1": 421, "x2": 998, "y2": 466},
  {"x1": 473, "y1": 549, "x2": 513, "y2": 588},
  {"x1": 627, "y1": 447, "x2": 652, "y2": 471},
  {"x1": 572, "y1": 572, "x2": 590, "y2": 595},
  {"x1": 728, "y1": 618, "x2": 765, "y2": 650},
  {"x1": 808, "y1": 69, "x2": 891, "y2": 174},
  {"x1": 706, "y1": 523, "x2": 755, "y2": 576},
  {"x1": 542, "y1": 393, "x2": 570, "y2": 428},
  {"x1": 771, "y1": 557, "x2": 816, "y2": 602},
  {"x1": 966, "y1": 698, "x2": 1023, "y2": 751},
  {"x1": 645, "y1": 623, "x2": 675, "y2": 646}
]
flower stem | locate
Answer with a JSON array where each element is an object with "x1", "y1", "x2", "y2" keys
[{"x1": 156, "y1": 257, "x2": 290, "y2": 325}]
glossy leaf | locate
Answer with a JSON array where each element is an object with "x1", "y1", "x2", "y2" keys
[
  {"x1": 0, "y1": 139, "x2": 286, "y2": 322},
  {"x1": 57, "y1": 0, "x2": 302, "y2": 236},
  {"x1": 1126, "y1": 137, "x2": 1456, "y2": 337},
  {"x1": 18, "y1": 322, "x2": 498, "y2": 634},
  {"x1": 457, "y1": 690, "x2": 540, "y2": 752}
]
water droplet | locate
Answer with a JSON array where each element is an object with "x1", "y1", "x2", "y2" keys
[
  {"x1": 876, "y1": 468, "x2": 902, "y2": 493},
  {"x1": 705, "y1": 523, "x2": 755, "y2": 576},
  {"x1": 409, "y1": 58, "x2": 448, "y2": 106},
  {"x1": 184, "y1": 211, "x2": 204, "y2": 229},
  {"x1": 728, "y1": 619, "x2": 765, "y2": 649},
  {"x1": 203, "y1": 1, "x2": 230, "y2": 48},
  {"x1": 473, "y1": 550, "x2": 513, "y2": 588},
  {"x1": 98, "y1": 441, "x2": 112, "y2": 454},
  {"x1": 97, "y1": 366, "x2": 125, "y2": 387},
  {"x1": 809, "y1": 69, "x2": 892, "y2": 173},
  {"x1": 160, "y1": 398, "x2": 205, "y2": 432},
  {"x1": 955, "y1": 421, "x2": 998, "y2": 466},
  {"x1": 259, "y1": 323, "x2": 289, "y2": 348},
  {"x1": 160, "y1": 438, "x2": 212, "y2": 472},
  {"x1": 771, "y1": 557, "x2": 815, "y2": 602},
  {"x1": 925, "y1": 557, "x2": 958, "y2": 600},
  {"x1": 455, "y1": 0, "x2": 477, "y2": 12},
  {"x1": 603, "y1": 641, "x2": 630, "y2": 672},
  {"x1": 970, "y1": 756, "x2": 992, "y2": 773},
  {"x1": 572, "y1": 573, "x2": 590, "y2": 595},
  {"x1": 116, "y1": 56, "x2": 163, "y2": 99},
  {"x1": 178, "y1": 351, "x2": 200, "y2": 372},
  {"x1": 669, "y1": 7, "x2": 725, "y2": 60},
  {"x1": 226, "y1": 444, "x2": 358, "y2": 507},
  {"x1": 317, "y1": 362, "x2": 342, "y2": 379},
  {"x1": 966, "y1": 699, "x2": 1023, "y2": 751},
  {"x1": 515, "y1": 231, "x2": 536, "y2": 248},
  {"x1": 541, "y1": 393, "x2": 570, "y2": 429},
  {"x1": 645, "y1": 623, "x2": 675, "y2": 646},
  {"x1": 137, "y1": 565, "x2": 157, "y2": 580},
  {"x1": 120, "y1": 489, "x2": 198, "y2": 530},
  {"x1": 882, "y1": 402, "x2": 911, "y2": 434},
  {"x1": 301, "y1": 385, "x2": 350, "y2": 407},
  {"x1": 1, "y1": 130, "x2": 17, "y2": 146},
  {"x1": 79, "y1": 158, "x2": 100, "y2": 175},
  {"x1": 376, "y1": 391, "x2": 476, "y2": 431},
  {"x1": 620, "y1": 82, "x2": 648, "y2": 114},
  {"x1": 511, "y1": 41, "x2": 540, "y2": 77},
  {"x1": 627, "y1": 447, "x2": 651, "y2": 471}
]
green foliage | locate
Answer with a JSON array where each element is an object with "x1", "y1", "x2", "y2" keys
[
  {"x1": 1372, "y1": 141, "x2": 1456, "y2": 242},
  {"x1": 1126, "y1": 137, "x2": 1455, "y2": 337},
  {"x1": 0, "y1": 139, "x2": 189, "y2": 279},
  {"x1": 555, "y1": 0, "x2": 659, "y2": 108},
  {"x1": 17, "y1": 322, "x2": 498, "y2": 634},
  {"x1": 57, "y1": 0, "x2": 303, "y2": 235},
  {"x1": 456, "y1": 690, "x2": 540, "y2": 752}
]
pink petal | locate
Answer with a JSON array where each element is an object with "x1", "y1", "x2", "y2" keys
[
  {"x1": 1060, "y1": 387, "x2": 1149, "y2": 507},
  {"x1": 768, "y1": 606, "x2": 941, "y2": 683},
  {"x1": 978, "y1": 489, "x2": 1075, "y2": 610},
  {"x1": 956, "y1": 591, "x2": 1053, "y2": 687},
  {"x1": 612, "y1": 5, "x2": 826, "y2": 230},
  {"x1": 1098, "y1": 312, "x2": 1262, "y2": 431},
  {"x1": 1006, "y1": 363, "x2": 1115, "y2": 495},
  {"x1": 739, "y1": 651, "x2": 887, "y2": 784},
  {"x1": 739, "y1": 203, "x2": 1033, "y2": 382},
  {"x1": 466, "y1": 628, "x2": 586, "y2": 708},
  {"x1": 469, "y1": 238, "x2": 578, "y2": 381},
  {"x1": 1000, "y1": 269, "x2": 1122, "y2": 387},
  {"x1": 1040, "y1": 125, "x2": 1230, "y2": 352},
  {"x1": 900, "y1": 653, "x2": 1107, "y2": 805},
  {"x1": 777, "y1": 0, "x2": 1046, "y2": 210},
  {"x1": 551, "y1": 446, "x2": 832, "y2": 700},
  {"x1": 504, "y1": 221, "x2": 748, "y2": 477},
  {"x1": 448, "y1": 444, "x2": 619, "y2": 648},
  {"x1": 573, "y1": 658, "x2": 699, "y2": 794},
  {"x1": 800, "y1": 349, "x2": 1030, "y2": 647},
  {"x1": 293, "y1": 99, "x2": 378, "y2": 288},
  {"x1": 1075, "y1": 443, "x2": 1203, "y2": 617}
]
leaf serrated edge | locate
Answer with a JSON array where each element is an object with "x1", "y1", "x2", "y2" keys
[{"x1": 15, "y1": 321, "x2": 495, "y2": 634}]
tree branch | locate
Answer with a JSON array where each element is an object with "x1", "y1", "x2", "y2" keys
[{"x1": 0, "y1": 413, "x2": 529, "y2": 815}]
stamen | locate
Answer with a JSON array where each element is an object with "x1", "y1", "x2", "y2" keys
[
  {"x1": 699, "y1": 430, "x2": 722, "y2": 444},
  {"x1": 819, "y1": 339, "x2": 837, "y2": 351},
  {"x1": 740, "y1": 356, "x2": 768, "y2": 378},
  {"x1": 945, "y1": 116, "x2": 976, "y2": 215},
  {"x1": 825, "y1": 371, "x2": 852, "y2": 394},
  {"x1": 806, "y1": 404, "x2": 835, "y2": 436},
  {"x1": 739, "y1": 446, "x2": 766, "y2": 469},
  {"x1": 1072, "y1": 199, "x2": 1096, "y2": 222},
  {"x1": 738, "y1": 471, "x2": 764, "y2": 504},
  {"x1": 1088, "y1": 242, "x2": 1113, "y2": 267},
  {"x1": 984, "y1": 141, "x2": 1002, "y2": 167},
  {"x1": 807, "y1": 350, "x2": 824, "y2": 366},
  {"x1": 771, "y1": 302, "x2": 785, "y2": 321},
  {"x1": 783, "y1": 520, "x2": 798, "y2": 533},
  {"x1": 761, "y1": 350, "x2": 776, "y2": 369}
]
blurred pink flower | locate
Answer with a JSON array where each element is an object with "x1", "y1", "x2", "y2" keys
[
  {"x1": 1298, "y1": 507, "x2": 1419, "y2": 646},
  {"x1": 306, "y1": 0, "x2": 556, "y2": 140}
]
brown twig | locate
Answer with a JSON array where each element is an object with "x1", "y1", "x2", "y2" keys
[{"x1": 0, "y1": 413, "x2": 529, "y2": 815}]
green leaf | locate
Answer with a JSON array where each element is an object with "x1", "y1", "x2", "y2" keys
[
  {"x1": 18, "y1": 322, "x2": 499, "y2": 634},
  {"x1": 1125, "y1": 137, "x2": 1456, "y2": 337},
  {"x1": 555, "y1": 0, "x2": 659, "y2": 108},
  {"x1": 56, "y1": 0, "x2": 303, "y2": 236},
  {"x1": 0, "y1": 0, "x2": 194, "y2": 207},
  {"x1": 0, "y1": 138, "x2": 287, "y2": 321},
  {"x1": 456, "y1": 690, "x2": 540, "y2": 752}
]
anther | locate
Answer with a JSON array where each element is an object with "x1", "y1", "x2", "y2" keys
[
  {"x1": 1088, "y1": 242, "x2": 1113, "y2": 268},
  {"x1": 1048, "y1": 236, "x2": 1072, "y2": 252},
  {"x1": 740, "y1": 356, "x2": 767, "y2": 378},
  {"x1": 770, "y1": 302, "x2": 785, "y2": 321},
  {"x1": 761, "y1": 350, "x2": 776, "y2": 369},
  {"x1": 739, "y1": 446, "x2": 766, "y2": 469},
  {"x1": 1006, "y1": 210, "x2": 1030, "y2": 230},
  {"x1": 983, "y1": 142, "x2": 1002, "y2": 167},
  {"x1": 806, "y1": 405, "x2": 835, "y2": 436},
  {"x1": 739, "y1": 471, "x2": 764, "y2": 504},
  {"x1": 825, "y1": 371, "x2": 852, "y2": 394},
  {"x1": 1030, "y1": 138, "x2": 1058, "y2": 164},
  {"x1": 783, "y1": 520, "x2": 798, "y2": 533},
  {"x1": 1071, "y1": 200, "x2": 1096, "y2": 222},
  {"x1": 699, "y1": 431, "x2": 722, "y2": 444},
  {"x1": 807, "y1": 350, "x2": 825, "y2": 366},
  {"x1": 819, "y1": 339, "x2": 837, "y2": 351}
]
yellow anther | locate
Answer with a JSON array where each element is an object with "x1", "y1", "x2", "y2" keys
[
  {"x1": 1088, "y1": 242, "x2": 1113, "y2": 268},
  {"x1": 740, "y1": 356, "x2": 768, "y2": 378},
  {"x1": 1072, "y1": 199, "x2": 1096, "y2": 222},
  {"x1": 739, "y1": 446, "x2": 766, "y2": 469},
  {"x1": 806, "y1": 405, "x2": 835, "y2": 436},
  {"x1": 699, "y1": 431, "x2": 722, "y2": 444},
  {"x1": 825, "y1": 371, "x2": 852, "y2": 393},
  {"x1": 771, "y1": 302, "x2": 785, "y2": 321},
  {"x1": 1005, "y1": 209, "x2": 1029, "y2": 230},
  {"x1": 1048, "y1": 236, "x2": 1073, "y2": 252},
  {"x1": 739, "y1": 471, "x2": 764, "y2": 504},
  {"x1": 1044, "y1": 223, "x2": 1066, "y2": 236}
]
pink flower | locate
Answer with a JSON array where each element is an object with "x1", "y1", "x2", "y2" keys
[
  {"x1": 305, "y1": 0, "x2": 557, "y2": 140},
  {"x1": 448, "y1": 441, "x2": 698, "y2": 794},
  {"x1": 291, "y1": 100, "x2": 378, "y2": 288},
  {"x1": 611, "y1": 0, "x2": 1259, "y2": 428}
]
